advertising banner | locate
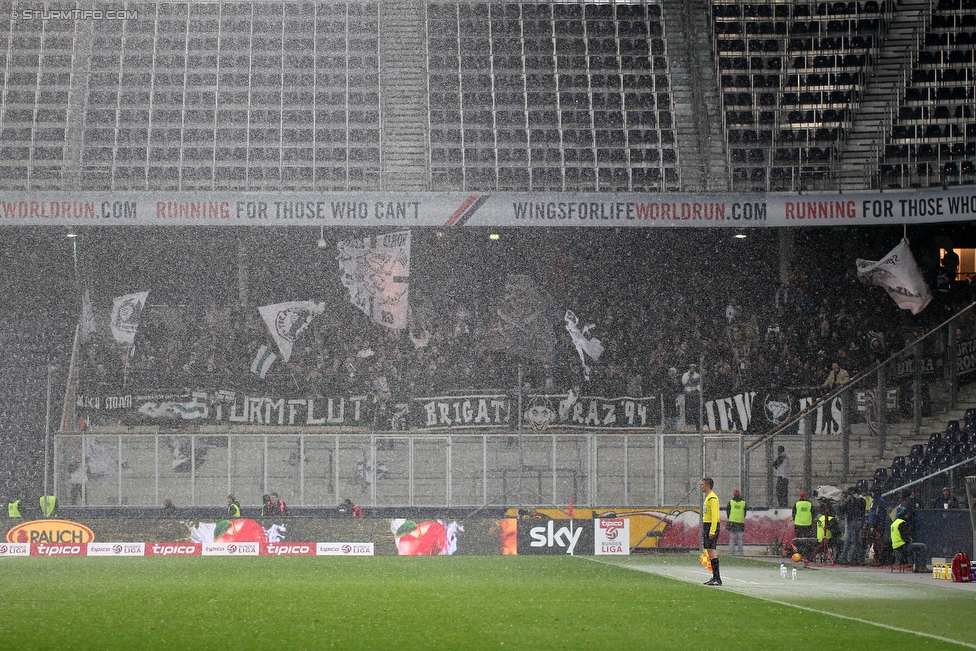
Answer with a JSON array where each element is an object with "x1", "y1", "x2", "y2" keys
[
  {"x1": 202, "y1": 542, "x2": 261, "y2": 556},
  {"x1": 87, "y1": 542, "x2": 146, "y2": 556},
  {"x1": 7, "y1": 519, "x2": 95, "y2": 544},
  {"x1": 0, "y1": 543, "x2": 30, "y2": 556},
  {"x1": 2, "y1": 187, "x2": 974, "y2": 227},
  {"x1": 262, "y1": 542, "x2": 316, "y2": 556},
  {"x1": 144, "y1": 543, "x2": 202, "y2": 556},
  {"x1": 31, "y1": 543, "x2": 87, "y2": 556},
  {"x1": 316, "y1": 543, "x2": 375, "y2": 556},
  {"x1": 594, "y1": 518, "x2": 630, "y2": 555},
  {"x1": 516, "y1": 519, "x2": 593, "y2": 555}
]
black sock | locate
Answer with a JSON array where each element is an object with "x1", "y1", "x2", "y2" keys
[{"x1": 712, "y1": 558, "x2": 721, "y2": 581}]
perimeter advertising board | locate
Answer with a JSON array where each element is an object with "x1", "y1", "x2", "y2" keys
[
  {"x1": 2, "y1": 188, "x2": 974, "y2": 227},
  {"x1": 516, "y1": 519, "x2": 593, "y2": 555}
]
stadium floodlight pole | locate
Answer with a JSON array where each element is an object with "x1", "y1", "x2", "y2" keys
[{"x1": 43, "y1": 365, "x2": 52, "y2": 500}]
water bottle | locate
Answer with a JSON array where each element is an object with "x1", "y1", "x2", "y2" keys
[
  {"x1": 791, "y1": 567, "x2": 797, "y2": 580},
  {"x1": 780, "y1": 563, "x2": 787, "y2": 578}
]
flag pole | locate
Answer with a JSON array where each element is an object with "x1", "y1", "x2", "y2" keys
[{"x1": 517, "y1": 364, "x2": 523, "y2": 509}]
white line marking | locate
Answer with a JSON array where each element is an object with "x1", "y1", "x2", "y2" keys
[{"x1": 584, "y1": 557, "x2": 976, "y2": 650}]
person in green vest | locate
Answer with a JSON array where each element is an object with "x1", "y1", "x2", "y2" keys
[
  {"x1": 891, "y1": 506, "x2": 927, "y2": 572},
  {"x1": 227, "y1": 494, "x2": 241, "y2": 519},
  {"x1": 726, "y1": 489, "x2": 746, "y2": 555},
  {"x1": 39, "y1": 495, "x2": 56, "y2": 518},
  {"x1": 792, "y1": 492, "x2": 815, "y2": 538},
  {"x1": 8, "y1": 493, "x2": 23, "y2": 518},
  {"x1": 816, "y1": 507, "x2": 841, "y2": 560}
]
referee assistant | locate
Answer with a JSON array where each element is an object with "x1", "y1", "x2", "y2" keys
[{"x1": 701, "y1": 477, "x2": 722, "y2": 586}]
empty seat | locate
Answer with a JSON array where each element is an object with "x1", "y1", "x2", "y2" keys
[{"x1": 890, "y1": 455, "x2": 906, "y2": 470}]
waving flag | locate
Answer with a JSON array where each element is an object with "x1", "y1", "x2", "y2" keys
[
  {"x1": 258, "y1": 301, "x2": 324, "y2": 362},
  {"x1": 565, "y1": 310, "x2": 604, "y2": 381},
  {"x1": 250, "y1": 344, "x2": 277, "y2": 379},
  {"x1": 856, "y1": 239, "x2": 931, "y2": 314},
  {"x1": 483, "y1": 274, "x2": 555, "y2": 362},
  {"x1": 109, "y1": 291, "x2": 148, "y2": 344},
  {"x1": 337, "y1": 231, "x2": 410, "y2": 330}
]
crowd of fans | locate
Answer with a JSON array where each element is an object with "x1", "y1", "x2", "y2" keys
[
  {"x1": 1, "y1": 226, "x2": 973, "y2": 502},
  {"x1": 71, "y1": 228, "x2": 974, "y2": 428}
]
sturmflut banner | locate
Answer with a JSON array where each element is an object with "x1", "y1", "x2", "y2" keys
[{"x1": 2, "y1": 188, "x2": 975, "y2": 227}]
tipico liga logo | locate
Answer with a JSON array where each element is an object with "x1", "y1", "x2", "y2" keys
[
  {"x1": 0, "y1": 543, "x2": 29, "y2": 556},
  {"x1": 599, "y1": 518, "x2": 625, "y2": 539}
]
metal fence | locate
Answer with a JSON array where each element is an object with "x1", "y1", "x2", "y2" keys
[{"x1": 54, "y1": 430, "x2": 743, "y2": 510}]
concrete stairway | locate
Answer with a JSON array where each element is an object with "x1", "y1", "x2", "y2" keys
[
  {"x1": 661, "y1": 0, "x2": 729, "y2": 192},
  {"x1": 379, "y1": 0, "x2": 430, "y2": 190},
  {"x1": 836, "y1": 0, "x2": 931, "y2": 191},
  {"x1": 842, "y1": 383, "x2": 976, "y2": 485}
]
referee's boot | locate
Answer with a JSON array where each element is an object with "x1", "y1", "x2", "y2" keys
[{"x1": 704, "y1": 578, "x2": 722, "y2": 586}]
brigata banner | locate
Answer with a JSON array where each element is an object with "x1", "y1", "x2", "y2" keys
[{"x1": 1, "y1": 188, "x2": 974, "y2": 227}]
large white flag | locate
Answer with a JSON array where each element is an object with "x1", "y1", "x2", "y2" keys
[
  {"x1": 856, "y1": 239, "x2": 932, "y2": 315},
  {"x1": 565, "y1": 310, "x2": 604, "y2": 381},
  {"x1": 109, "y1": 291, "x2": 148, "y2": 344},
  {"x1": 258, "y1": 300, "x2": 324, "y2": 362},
  {"x1": 337, "y1": 231, "x2": 410, "y2": 330}
]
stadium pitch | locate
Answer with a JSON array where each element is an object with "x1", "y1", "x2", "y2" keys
[{"x1": 1, "y1": 555, "x2": 973, "y2": 650}]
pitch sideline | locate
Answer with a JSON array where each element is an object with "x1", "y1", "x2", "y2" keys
[{"x1": 585, "y1": 555, "x2": 976, "y2": 650}]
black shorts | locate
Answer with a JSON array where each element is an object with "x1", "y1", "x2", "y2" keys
[{"x1": 702, "y1": 523, "x2": 719, "y2": 549}]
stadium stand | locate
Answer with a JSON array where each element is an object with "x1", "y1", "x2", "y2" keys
[
  {"x1": 1, "y1": 0, "x2": 970, "y2": 193},
  {"x1": 0, "y1": 1, "x2": 974, "y2": 508}
]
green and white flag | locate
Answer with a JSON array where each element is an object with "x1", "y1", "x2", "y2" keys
[
  {"x1": 250, "y1": 344, "x2": 277, "y2": 379},
  {"x1": 138, "y1": 400, "x2": 205, "y2": 420}
]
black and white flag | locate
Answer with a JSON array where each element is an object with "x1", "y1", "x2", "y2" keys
[
  {"x1": 337, "y1": 231, "x2": 410, "y2": 330},
  {"x1": 484, "y1": 274, "x2": 555, "y2": 363},
  {"x1": 856, "y1": 239, "x2": 931, "y2": 314},
  {"x1": 109, "y1": 291, "x2": 148, "y2": 344},
  {"x1": 565, "y1": 310, "x2": 604, "y2": 381},
  {"x1": 258, "y1": 300, "x2": 324, "y2": 362}
]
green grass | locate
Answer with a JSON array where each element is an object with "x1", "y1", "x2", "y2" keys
[{"x1": 0, "y1": 556, "x2": 972, "y2": 650}]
